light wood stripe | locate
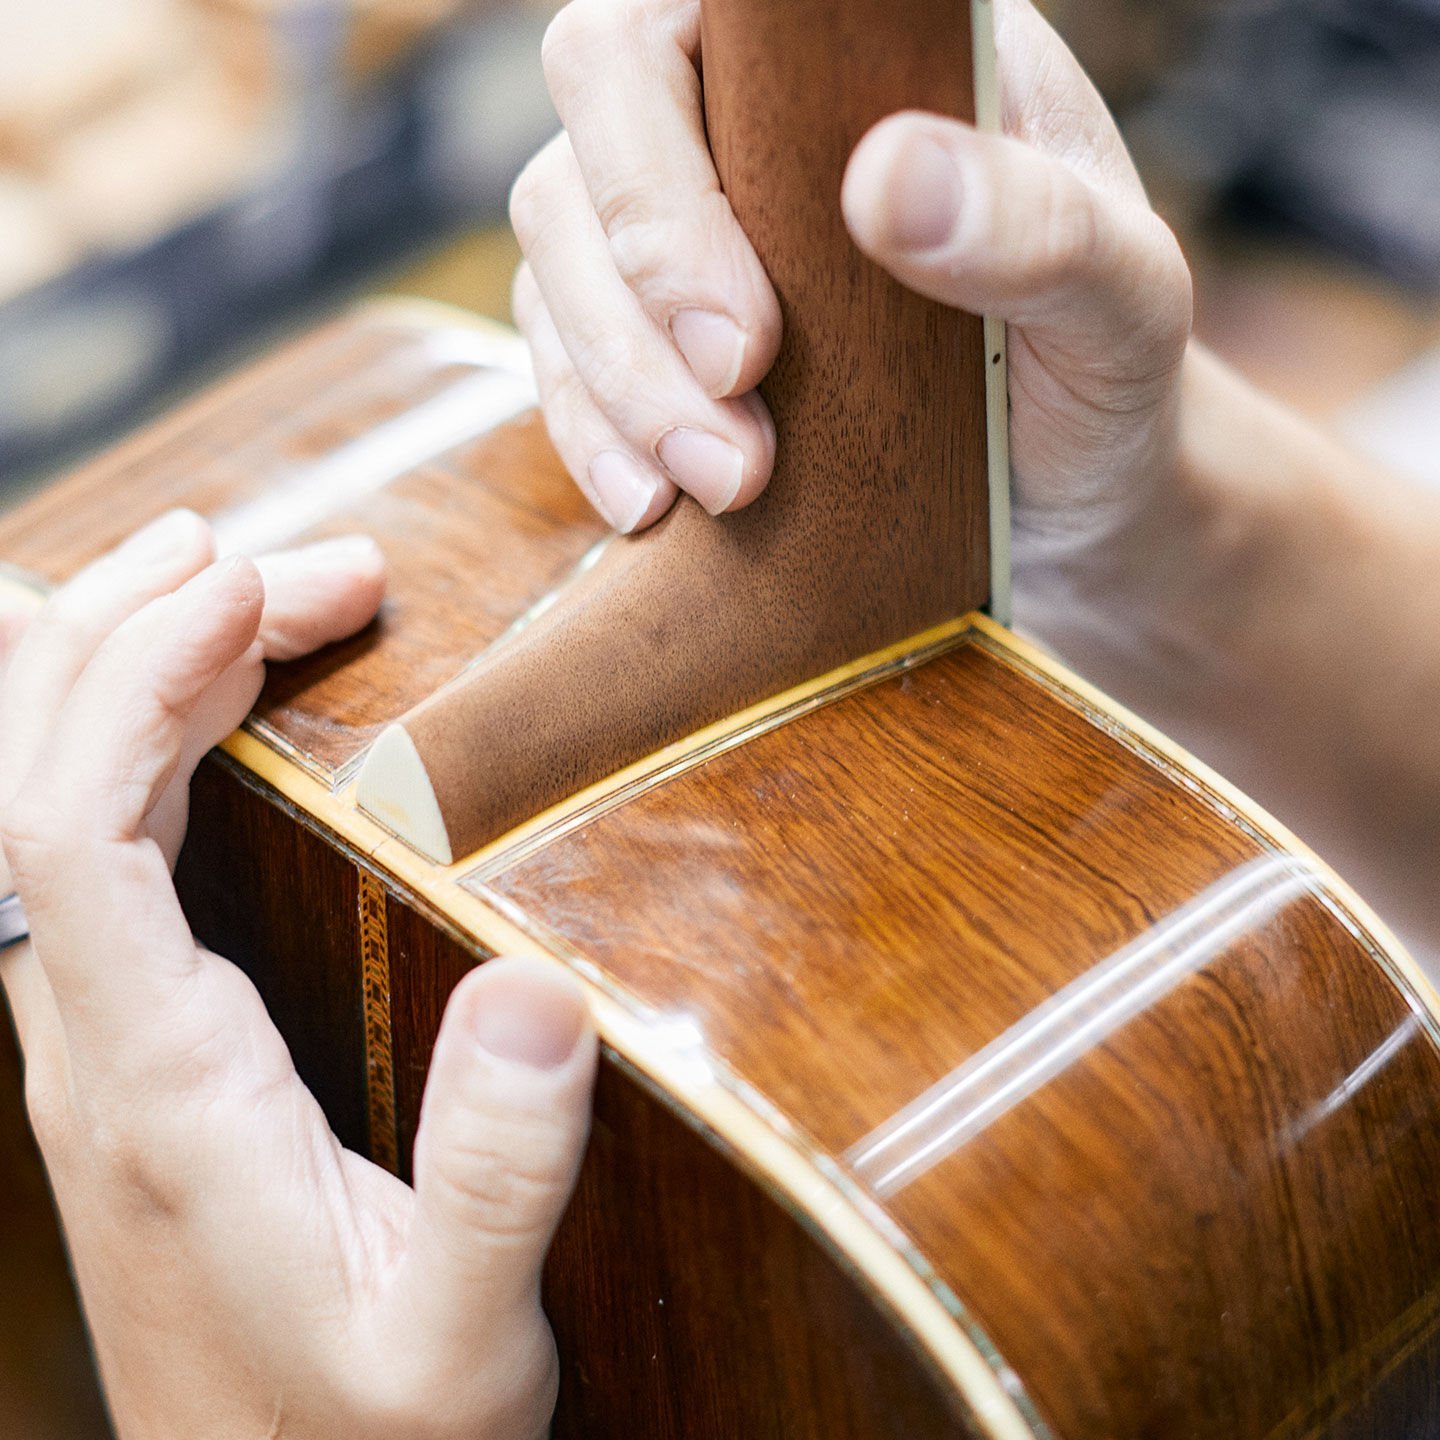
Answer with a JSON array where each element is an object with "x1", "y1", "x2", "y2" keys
[
  {"x1": 9, "y1": 555, "x2": 1440, "y2": 1440},
  {"x1": 217, "y1": 672, "x2": 1046, "y2": 1440},
  {"x1": 970, "y1": 614, "x2": 1440, "y2": 1050},
  {"x1": 7, "y1": 558, "x2": 1440, "y2": 1440}
]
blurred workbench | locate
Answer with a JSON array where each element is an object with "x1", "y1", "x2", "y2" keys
[{"x1": 384, "y1": 224, "x2": 523, "y2": 323}]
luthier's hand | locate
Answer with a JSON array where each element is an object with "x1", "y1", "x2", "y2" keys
[
  {"x1": 513, "y1": 0, "x2": 1440, "y2": 958},
  {"x1": 510, "y1": 0, "x2": 1194, "y2": 626},
  {"x1": 0, "y1": 513, "x2": 598, "y2": 1439}
]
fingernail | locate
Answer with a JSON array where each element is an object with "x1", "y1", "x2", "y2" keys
[
  {"x1": 656, "y1": 428, "x2": 744, "y2": 515},
  {"x1": 295, "y1": 535, "x2": 380, "y2": 566},
  {"x1": 886, "y1": 135, "x2": 961, "y2": 252},
  {"x1": 588, "y1": 450, "x2": 658, "y2": 533},
  {"x1": 116, "y1": 509, "x2": 200, "y2": 563},
  {"x1": 194, "y1": 554, "x2": 250, "y2": 587},
  {"x1": 472, "y1": 959, "x2": 587, "y2": 1071},
  {"x1": 177, "y1": 553, "x2": 251, "y2": 606},
  {"x1": 670, "y1": 309, "x2": 746, "y2": 398}
]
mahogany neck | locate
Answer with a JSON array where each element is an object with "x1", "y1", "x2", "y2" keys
[{"x1": 700, "y1": 0, "x2": 997, "y2": 611}]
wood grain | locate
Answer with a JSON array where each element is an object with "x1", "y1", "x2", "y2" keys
[
  {"x1": 367, "y1": 0, "x2": 991, "y2": 857},
  {"x1": 354, "y1": 891, "x2": 975, "y2": 1438},
  {"x1": 176, "y1": 759, "x2": 371, "y2": 1155},
  {"x1": 382, "y1": 893, "x2": 491, "y2": 1184},
  {"x1": 547, "y1": 1061, "x2": 969, "y2": 1439},
  {"x1": 482, "y1": 635, "x2": 1440, "y2": 1440},
  {"x1": 358, "y1": 871, "x2": 399, "y2": 1174},
  {"x1": 0, "y1": 312, "x2": 604, "y2": 786}
]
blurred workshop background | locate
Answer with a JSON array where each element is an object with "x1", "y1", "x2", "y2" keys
[
  {"x1": 2, "y1": 1, "x2": 1440, "y2": 1436},
  {"x1": 0, "y1": 0, "x2": 556, "y2": 503}
]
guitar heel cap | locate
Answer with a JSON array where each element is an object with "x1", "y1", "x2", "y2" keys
[{"x1": 356, "y1": 724, "x2": 454, "y2": 865}]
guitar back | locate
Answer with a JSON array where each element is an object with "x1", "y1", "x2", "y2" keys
[{"x1": 4, "y1": 306, "x2": 1440, "y2": 1438}]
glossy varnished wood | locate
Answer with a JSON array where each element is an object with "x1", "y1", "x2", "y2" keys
[
  {"x1": 0, "y1": 312, "x2": 603, "y2": 784},
  {"x1": 481, "y1": 635, "x2": 1440, "y2": 1439},
  {"x1": 548, "y1": 1062, "x2": 966, "y2": 1439},
  {"x1": 176, "y1": 760, "x2": 373, "y2": 1156},
  {"x1": 382, "y1": 895, "x2": 489, "y2": 1181},
  {"x1": 375, "y1": 896, "x2": 968, "y2": 1437}
]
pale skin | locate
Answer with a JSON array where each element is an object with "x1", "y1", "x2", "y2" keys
[
  {"x1": 2, "y1": 0, "x2": 1438, "y2": 1432},
  {"x1": 0, "y1": 517, "x2": 598, "y2": 1439}
]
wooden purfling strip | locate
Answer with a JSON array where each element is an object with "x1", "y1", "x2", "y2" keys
[
  {"x1": 357, "y1": 871, "x2": 399, "y2": 1174},
  {"x1": 356, "y1": 0, "x2": 992, "y2": 863}
]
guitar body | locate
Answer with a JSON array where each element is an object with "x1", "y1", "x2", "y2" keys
[{"x1": 3, "y1": 306, "x2": 1440, "y2": 1439}]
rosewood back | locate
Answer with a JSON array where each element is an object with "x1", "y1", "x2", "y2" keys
[{"x1": 3, "y1": 309, "x2": 1440, "y2": 1438}]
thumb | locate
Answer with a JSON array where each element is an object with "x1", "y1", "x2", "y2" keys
[
  {"x1": 841, "y1": 112, "x2": 1191, "y2": 396},
  {"x1": 401, "y1": 956, "x2": 597, "y2": 1341}
]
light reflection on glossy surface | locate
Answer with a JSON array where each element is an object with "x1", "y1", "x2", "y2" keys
[
  {"x1": 1288, "y1": 1012, "x2": 1424, "y2": 1147},
  {"x1": 481, "y1": 634, "x2": 1440, "y2": 1438},
  {"x1": 212, "y1": 355, "x2": 535, "y2": 557},
  {"x1": 846, "y1": 855, "x2": 1318, "y2": 1196}
]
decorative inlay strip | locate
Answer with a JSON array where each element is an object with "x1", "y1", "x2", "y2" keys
[{"x1": 358, "y1": 870, "x2": 399, "y2": 1174}]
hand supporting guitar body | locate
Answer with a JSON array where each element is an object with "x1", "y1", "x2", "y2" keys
[{"x1": 0, "y1": 518, "x2": 598, "y2": 1440}]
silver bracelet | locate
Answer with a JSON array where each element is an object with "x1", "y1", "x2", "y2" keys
[{"x1": 0, "y1": 892, "x2": 29, "y2": 952}]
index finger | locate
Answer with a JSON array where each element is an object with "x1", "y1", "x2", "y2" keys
[
  {"x1": 540, "y1": 0, "x2": 780, "y2": 397},
  {"x1": 0, "y1": 510, "x2": 214, "y2": 804},
  {"x1": 2, "y1": 559, "x2": 263, "y2": 1074}
]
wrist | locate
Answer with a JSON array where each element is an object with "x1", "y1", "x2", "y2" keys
[
  {"x1": 1020, "y1": 341, "x2": 1440, "y2": 930},
  {"x1": 1010, "y1": 345, "x2": 1236, "y2": 717},
  {"x1": 1013, "y1": 346, "x2": 1400, "y2": 721},
  {"x1": 1012, "y1": 336, "x2": 1440, "y2": 826}
]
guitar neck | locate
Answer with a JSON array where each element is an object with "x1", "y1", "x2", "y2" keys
[{"x1": 701, "y1": 0, "x2": 1011, "y2": 621}]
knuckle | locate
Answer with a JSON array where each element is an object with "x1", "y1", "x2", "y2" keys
[
  {"x1": 1096, "y1": 212, "x2": 1194, "y2": 396},
  {"x1": 88, "y1": 1109, "x2": 189, "y2": 1222},
  {"x1": 603, "y1": 203, "x2": 680, "y2": 302},
  {"x1": 35, "y1": 586, "x2": 83, "y2": 638},
  {"x1": 541, "y1": 0, "x2": 607, "y2": 104},
  {"x1": 13, "y1": 598, "x2": 91, "y2": 686},
  {"x1": 2, "y1": 788, "x2": 65, "y2": 883},
  {"x1": 602, "y1": 185, "x2": 743, "y2": 323},
  {"x1": 507, "y1": 156, "x2": 548, "y2": 251},
  {"x1": 432, "y1": 1128, "x2": 572, "y2": 1242},
  {"x1": 1141, "y1": 214, "x2": 1195, "y2": 345}
]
